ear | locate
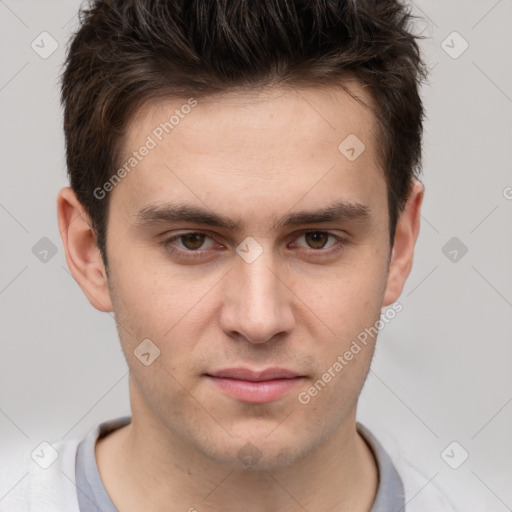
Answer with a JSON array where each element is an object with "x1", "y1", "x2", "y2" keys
[
  {"x1": 382, "y1": 179, "x2": 424, "y2": 307},
  {"x1": 57, "y1": 187, "x2": 113, "y2": 312}
]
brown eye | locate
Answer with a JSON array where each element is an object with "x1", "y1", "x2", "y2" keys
[
  {"x1": 291, "y1": 231, "x2": 346, "y2": 257},
  {"x1": 304, "y1": 232, "x2": 329, "y2": 249},
  {"x1": 180, "y1": 233, "x2": 206, "y2": 250},
  {"x1": 161, "y1": 231, "x2": 220, "y2": 261}
]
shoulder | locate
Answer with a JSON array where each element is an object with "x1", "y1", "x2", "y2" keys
[
  {"x1": 0, "y1": 437, "x2": 81, "y2": 512},
  {"x1": 374, "y1": 432, "x2": 459, "y2": 512},
  {"x1": 393, "y1": 456, "x2": 458, "y2": 512},
  {"x1": 357, "y1": 422, "x2": 459, "y2": 512}
]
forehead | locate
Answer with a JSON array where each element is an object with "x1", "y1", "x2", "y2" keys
[
  {"x1": 110, "y1": 83, "x2": 386, "y2": 230},
  {"x1": 127, "y1": 81, "x2": 378, "y2": 158}
]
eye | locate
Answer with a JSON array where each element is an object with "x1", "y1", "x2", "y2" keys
[
  {"x1": 292, "y1": 231, "x2": 343, "y2": 251},
  {"x1": 163, "y1": 231, "x2": 217, "y2": 255},
  {"x1": 160, "y1": 230, "x2": 347, "y2": 262},
  {"x1": 299, "y1": 231, "x2": 340, "y2": 249},
  {"x1": 175, "y1": 232, "x2": 210, "y2": 250}
]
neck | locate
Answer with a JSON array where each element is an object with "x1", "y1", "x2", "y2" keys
[{"x1": 96, "y1": 402, "x2": 378, "y2": 512}]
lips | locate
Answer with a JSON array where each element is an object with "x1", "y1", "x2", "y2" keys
[
  {"x1": 205, "y1": 367, "x2": 304, "y2": 403},
  {"x1": 207, "y1": 367, "x2": 301, "y2": 381}
]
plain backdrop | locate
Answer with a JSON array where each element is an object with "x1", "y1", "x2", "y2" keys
[{"x1": 1, "y1": 1, "x2": 511, "y2": 510}]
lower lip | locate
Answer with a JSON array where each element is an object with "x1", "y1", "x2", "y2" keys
[{"x1": 205, "y1": 376, "x2": 304, "y2": 403}]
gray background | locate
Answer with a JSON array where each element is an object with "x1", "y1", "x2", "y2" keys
[{"x1": 1, "y1": 1, "x2": 511, "y2": 509}]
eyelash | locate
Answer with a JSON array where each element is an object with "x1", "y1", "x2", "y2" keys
[{"x1": 161, "y1": 231, "x2": 348, "y2": 261}]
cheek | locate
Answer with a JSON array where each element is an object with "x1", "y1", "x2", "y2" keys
[
  {"x1": 290, "y1": 257, "x2": 387, "y2": 338},
  {"x1": 295, "y1": 345, "x2": 375, "y2": 436},
  {"x1": 108, "y1": 251, "x2": 219, "y2": 341},
  {"x1": 288, "y1": 252, "x2": 386, "y2": 408}
]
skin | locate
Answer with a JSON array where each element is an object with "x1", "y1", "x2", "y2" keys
[{"x1": 57, "y1": 82, "x2": 423, "y2": 512}]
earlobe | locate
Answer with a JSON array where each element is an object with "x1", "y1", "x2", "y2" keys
[
  {"x1": 382, "y1": 180, "x2": 424, "y2": 307},
  {"x1": 57, "y1": 187, "x2": 113, "y2": 312}
]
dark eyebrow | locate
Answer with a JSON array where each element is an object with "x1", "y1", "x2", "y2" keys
[{"x1": 134, "y1": 200, "x2": 371, "y2": 231}]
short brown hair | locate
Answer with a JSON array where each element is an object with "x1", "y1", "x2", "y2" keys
[{"x1": 60, "y1": 0, "x2": 427, "y2": 268}]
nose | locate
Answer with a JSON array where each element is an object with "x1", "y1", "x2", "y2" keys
[{"x1": 219, "y1": 247, "x2": 295, "y2": 344}]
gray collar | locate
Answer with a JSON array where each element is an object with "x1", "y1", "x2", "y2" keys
[{"x1": 75, "y1": 417, "x2": 404, "y2": 512}]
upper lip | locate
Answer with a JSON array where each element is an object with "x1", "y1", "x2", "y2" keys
[{"x1": 207, "y1": 367, "x2": 302, "y2": 381}]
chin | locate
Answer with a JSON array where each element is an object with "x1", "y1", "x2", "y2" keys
[{"x1": 195, "y1": 431, "x2": 321, "y2": 472}]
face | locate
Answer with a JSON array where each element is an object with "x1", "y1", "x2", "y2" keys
[{"x1": 76, "y1": 83, "x2": 406, "y2": 470}]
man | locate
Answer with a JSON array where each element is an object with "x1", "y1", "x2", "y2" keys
[{"x1": 1, "y1": 0, "x2": 456, "y2": 510}]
